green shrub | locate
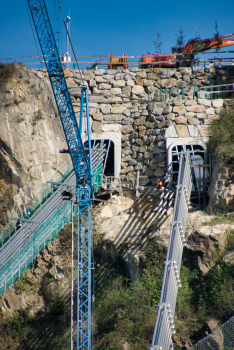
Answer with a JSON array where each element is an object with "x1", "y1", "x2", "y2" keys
[{"x1": 210, "y1": 109, "x2": 234, "y2": 161}]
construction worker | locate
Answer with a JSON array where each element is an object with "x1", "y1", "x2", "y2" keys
[
  {"x1": 156, "y1": 180, "x2": 163, "y2": 191},
  {"x1": 163, "y1": 173, "x2": 170, "y2": 189}
]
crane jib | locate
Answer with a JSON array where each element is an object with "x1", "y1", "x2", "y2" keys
[{"x1": 27, "y1": 0, "x2": 92, "y2": 188}]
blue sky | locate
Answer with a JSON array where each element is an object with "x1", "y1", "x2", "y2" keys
[{"x1": 0, "y1": 0, "x2": 234, "y2": 66}]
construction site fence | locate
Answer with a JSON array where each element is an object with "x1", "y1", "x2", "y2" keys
[
  {"x1": 0, "y1": 200, "x2": 77, "y2": 296},
  {"x1": 0, "y1": 161, "x2": 102, "y2": 248},
  {"x1": 1, "y1": 53, "x2": 234, "y2": 69},
  {"x1": 148, "y1": 84, "x2": 234, "y2": 102},
  {"x1": 189, "y1": 314, "x2": 234, "y2": 350},
  {"x1": 150, "y1": 153, "x2": 192, "y2": 350}
]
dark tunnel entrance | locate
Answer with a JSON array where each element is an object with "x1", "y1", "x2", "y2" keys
[{"x1": 84, "y1": 139, "x2": 115, "y2": 176}]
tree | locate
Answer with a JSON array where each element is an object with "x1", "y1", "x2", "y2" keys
[
  {"x1": 153, "y1": 30, "x2": 163, "y2": 54},
  {"x1": 175, "y1": 27, "x2": 186, "y2": 48}
]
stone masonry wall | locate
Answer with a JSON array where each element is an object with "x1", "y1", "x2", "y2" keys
[{"x1": 32, "y1": 65, "x2": 234, "y2": 187}]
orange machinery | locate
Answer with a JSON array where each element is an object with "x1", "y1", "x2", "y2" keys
[
  {"x1": 108, "y1": 52, "x2": 128, "y2": 69},
  {"x1": 140, "y1": 33, "x2": 234, "y2": 68}
]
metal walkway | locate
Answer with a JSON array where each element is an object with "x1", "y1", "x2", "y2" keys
[{"x1": 150, "y1": 152, "x2": 193, "y2": 350}]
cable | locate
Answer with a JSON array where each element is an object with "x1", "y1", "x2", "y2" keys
[
  {"x1": 57, "y1": 0, "x2": 84, "y2": 85},
  {"x1": 24, "y1": 0, "x2": 43, "y2": 69}
]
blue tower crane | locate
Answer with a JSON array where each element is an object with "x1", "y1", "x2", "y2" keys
[{"x1": 27, "y1": 1, "x2": 93, "y2": 348}]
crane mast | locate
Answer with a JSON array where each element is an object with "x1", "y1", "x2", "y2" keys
[{"x1": 27, "y1": 1, "x2": 93, "y2": 349}]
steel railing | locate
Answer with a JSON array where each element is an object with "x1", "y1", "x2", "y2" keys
[{"x1": 150, "y1": 153, "x2": 193, "y2": 350}]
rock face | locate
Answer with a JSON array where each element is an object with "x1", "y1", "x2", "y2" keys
[
  {"x1": 208, "y1": 155, "x2": 234, "y2": 212},
  {"x1": 0, "y1": 64, "x2": 70, "y2": 228}
]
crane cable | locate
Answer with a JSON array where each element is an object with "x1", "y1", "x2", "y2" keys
[{"x1": 56, "y1": 0, "x2": 84, "y2": 85}]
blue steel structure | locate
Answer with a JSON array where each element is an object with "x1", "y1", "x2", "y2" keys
[{"x1": 27, "y1": 1, "x2": 93, "y2": 349}]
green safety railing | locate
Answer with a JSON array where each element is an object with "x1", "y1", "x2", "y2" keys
[
  {"x1": 0, "y1": 161, "x2": 103, "y2": 295},
  {"x1": 93, "y1": 162, "x2": 103, "y2": 193},
  {"x1": 0, "y1": 200, "x2": 77, "y2": 295},
  {"x1": 0, "y1": 161, "x2": 103, "y2": 248},
  {"x1": 0, "y1": 162, "x2": 74, "y2": 248}
]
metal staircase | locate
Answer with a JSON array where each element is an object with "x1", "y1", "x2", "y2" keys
[{"x1": 150, "y1": 152, "x2": 193, "y2": 350}]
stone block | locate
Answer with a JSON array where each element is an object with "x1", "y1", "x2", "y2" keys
[
  {"x1": 99, "y1": 83, "x2": 111, "y2": 90},
  {"x1": 158, "y1": 121, "x2": 166, "y2": 128},
  {"x1": 135, "y1": 164, "x2": 143, "y2": 171},
  {"x1": 132, "y1": 145, "x2": 140, "y2": 151},
  {"x1": 112, "y1": 80, "x2": 126, "y2": 88},
  {"x1": 134, "y1": 116, "x2": 146, "y2": 126},
  {"x1": 185, "y1": 100, "x2": 197, "y2": 106},
  {"x1": 196, "y1": 113, "x2": 207, "y2": 120},
  {"x1": 92, "y1": 121, "x2": 102, "y2": 133},
  {"x1": 110, "y1": 87, "x2": 122, "y2": 95},
  {"x1": 132, "y1": 85, "x2": 144, "y2": 95},
  {"x1": 89, "y1": 79, "x2": 96, "y2": 87},
  {"x1": 136, "y1": 71, "x2": 147, "y2": 78},
  {"x1": 159, "y1": 69, "x2": 176, "y2": 78},
  {"x1": 188, "y1": 117, "x2": 200, "y2": 125},
  {"x1": 166, "y1": 113, "x2": 176, "y2": 121},
  {"x1": 197, "y1": 99, "x2": 211, "y2": 107},
  {"x1": 147, "y1": 103, "x2": 164, "y2": 115},
  {"x1": 164, "y1": 125, "x2": 178, "y2": 138},
  {"x1": 138, "y1": 153, "x2": 144, "y2": 161},
  {"x1": 173, "y1": 106, "x2": 186, "y2": 114},
  {"x1": 95, "y1": 76, "x2": 106, "y2": 83},
  {"x1": 153, "y1": 147, "x2": 164, "y2": 154},
  {"x1": 141, "y1": 110, "x2": 148, "y2": 116},
  {"x1": 139, "y1": 145, "x2": 147, "y2": 153},
  {"x1": 120, "y1": 166, "x2": 134, "y2": 174},
  {"x1": 122, "y1": 117, "x2": 133, "y2": 125},
  {"x1": 111, "y1": 105, "x2": 126, "y2": 114},
  {"x1": 185, "y1": 112, "x2": 196, "y2": 118},
  {"x1": 115, "y1": 73, "x2": 123, "y2": 80},
  {"x1": 206, "y1": 107, "x2": 215, "y2": 115},
  {"x1": 212, "y1": 99, "x2": 224, "y2": 108},
  {"x1": 144, "y1": 152, "x2": 153, "y2": 159},
  {"x1": 123, "y1": 109, "x2": 131, "y2": 117},
  {"x1": 154, "y1": 168, "x2": 164, "y2": 177},
  {"x1": 89, "y1": 95, "x2": 106, "y2": 103},
  {"x1": 188, "y1": 125, "x2": 200, "y2": 137},
  {"x1": 159, "y1": 78, "x2": 177, "y2": 88},
  {"x1": 122, "y1": 148, "x2": 132, "y2": 156},
  {"x1": 186, "y1": 105, "x2": 206, "y2": 113},
  {"x1": 157, "y1": 161, "x2": 166, "y2": 167},
  {"x1": 122, "y1": 125, "x2": 134, "y2": 134},
  {"x1": 122, "y1": 155, "x2": 131, "y2": 162},
  {"x1": 143, "y1": 79, "x2": 154, "y2": 86},
  {"x1": 93, "y1": 113, "x2": 103, "y2": 121},
  {"x1": 147, "y1": 72, "x2": 158, "y2": 80},
  {"x1": 153, "y1": 154, "x2": 166, "y2": 162},
  {"x1": 139, "y1": 130, "x2": 146, "y2": 137},
  {"x1": 148, "y1": 143, "x2": 155, "y2": 151},
  {"x1": 95, "y1": 69, "x2": 105, "y2": 75},
  {"x1": 197, "y1": 125, "x2": 211, "y2": 136},
  {"x1": 100, "y1": 104, "x2": 111, "y2": 114},
  {"x1": 132, "y1": 112, "x2": 141, "y2": 118},
  {"x1": 129, "y1": 159, "x2": 137, "y2": 165},
  {"x1": 136, "y1": 139, "x2": 143, "y2": 146},
  {"x1": 175, "y1": 125, "x2": 189, "y2": 137},
  {"x1": 175, "y1": 116, "x2": 187, "y2": 124},
  {"x1": 103, "y1": 114, "x2": 115, "y2": 121},
  {"x1": 148, "y1": 135, "x2": 156, "y2": 143},
  {"x1": 162, "y1": 105, "x2": 172, "y2": 114},
  {"x1": 126, "y1": 79, "x2": 135, "y2": 87},
  {"x1": 135, "y1": 78, "x2": 143, "y2": 85},
  {"x1": 102, "y1": 124, "x2": 122, "y2": 132}
]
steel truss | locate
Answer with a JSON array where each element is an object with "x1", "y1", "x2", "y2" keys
[{"x1": 27, "y1": 1, "x2": 93, "y2": 349}]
